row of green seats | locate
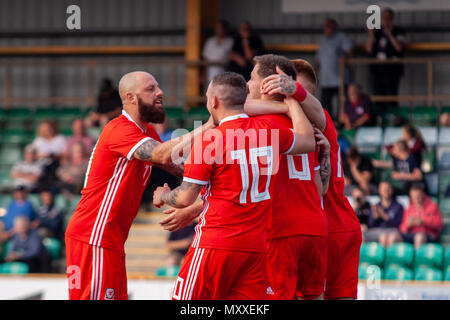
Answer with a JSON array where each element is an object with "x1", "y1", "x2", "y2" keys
[
  {"x1": 382, "y1": 106, "x2": 450, "y2": 126},
  {"x1": 0, "y1": 106, "x2": 91, "y2": 120},
  {"x1": 360, "y1": 242, "x2": 450, "y2": 270},
  {"x1": 359, "y1": 263, "x2": 449, "y2": 281}
]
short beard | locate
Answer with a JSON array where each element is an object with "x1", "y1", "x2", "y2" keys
[{"x1": 137, "y1": 97, "x2": 166, "y2": 124}]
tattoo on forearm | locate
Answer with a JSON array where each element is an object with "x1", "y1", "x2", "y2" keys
[
  {"x1": 319, "y1": 151, "x2": 330, "y2": 188},
  {"x1": 135, "y1": 139, "x2": 160, "y2": 161},
  {"x1": 160, "y1": 162, "x2": 184, "y2": 178},
  {"x1": 279, "y1": 75, "x2": 296, "y2": 96},
  {"x1": 162, "y1": 181, "x2": 203, "y2": 207}
]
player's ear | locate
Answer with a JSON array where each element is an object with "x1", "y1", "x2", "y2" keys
[{"x1": 212, "y1": 96, "x2": 219, "y2": 109}]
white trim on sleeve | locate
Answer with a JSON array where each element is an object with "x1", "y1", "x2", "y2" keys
[
  {"x1": 183, "y1": 177, "x2": 209, "y2": 185},
  {"x1": 283, "y1": 129, "x2": 296, "y2": 155},
  {"x1": 127, "y1": 137, "x2": 153, "y2": 160},
  {"x1": 314, "y1": 165, "x2": 321, "y2": 171}
]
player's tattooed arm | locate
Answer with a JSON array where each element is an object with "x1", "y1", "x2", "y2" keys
[
  {"x1": 153, "y1": 181, "x2": 203, "y2": 209},
  {"x1": 314, "y1": 128, "x2": 330, "y2": 194},
  {"x1": 260, "y1": 66, "x2": 326, "y2": 131},
  {"x1": 134, "y1": 139, "x2": 185, "y2": 177},
  {"x1": 134, "y1": 117, "x2": 215, "y2": 178}
]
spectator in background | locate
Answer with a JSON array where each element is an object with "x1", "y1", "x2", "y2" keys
[
  {"x1": 35, "y1": 190, "x2": 63, "y2": 239},
  {"x1": 365, "y1": 8, "x2": 406, "y2": 113},
  {"x1": 4, "y1": 216, "x2": 50, "y2": 273},
  {"x1": 366, "y1": 181, "x2": 403, "y2": 246},
  {"x1": 440, "y1": 112, "x2": 450, "y2": 127},
  {"x1": 227, "y1": 21, "x2": 265, "y2": 80},
  {"x1": 32, "y1": 120, "x2": 67, "y2": 161},
  {"x1": 166, "y1": 222, "x2": 196, "y2": 267},
  {"x1": 10, "y1": 145, "x2": 44, "y2": 192},
  {"x1": 400, "y1": 124, "x2": 427, "y2": 168},
  {"x1": 64, "y1": 118, "x2": 95, "y2": 159},
  {"x1": 0, "y1": 186, "x2": 36, "y2": 241},
  {"x1": 202, "y1": 20, "x2": 234, "y2": 86},
  {"x1": 345, "y1": 147, "x2": 376, "y2": 195},
  {"x1": 351, "y1": 186, "x2": 371, "y2": 240},
  {"x1": 32, "y1": 120, "x2": 66, "y2": 192},
  {"x1": 341, "y1": 83, "x2": 375, "y2": 129},
  {"x1": 389, "y1": 183, "x2": 443, "y2": 249},
  {"x1": 315, "y1": 18, "x2": 354, "y2": 120},
  {"x1": 85, "y1": 78, "x2": 122, "y2": 129},
  {"x1": 373, "y1": 140, "x2": 423, "y2": 194},
  {"x1": 56, "y1": 142, "x2": 89, "y2": 195}
]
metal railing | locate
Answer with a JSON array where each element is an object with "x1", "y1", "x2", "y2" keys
[{"x1": 339, "y1": 57, "x2": 450, "y2": 115}]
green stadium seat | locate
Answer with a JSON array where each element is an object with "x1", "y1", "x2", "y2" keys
[
  {"x1": 0, "y1": 241, "x2": 12, "y2": 260},
  {"x1": 0, "y1": 262, "x2": 29, "y2": 274},
  {"x1": 0, "y1": 171, "x2": 13, "y2": 189},
  {"x1": 61, "y1": 127, "x2": 73, "y2": 136},
  {"x1": 156, "y1": 265, "x2": 180, "y2": 277},
  {"x1": 1, "y1": 128, "x2": 29, "y2": 145},
  {"x1": 358, "y1": 262, "x2": 383, "y2": 280},
  {"x1": 186, "y1": 106, "x2": 210, "y2": 122},
  {"x1": 411, "y1": 106, "x2": 438, "y2": 126},
  {"x1": 0, "y1": 194, "x2": 12, "y2": 209},
  {"x1": 383, "y1": 106, "x2": 410, "y2": 126},
  {"x1": 438, "y1": 195, "x2": 450, "y2": 214},
  {"x1": 385, "y1": 243, "x2": 415, "y2": 269},
  {"x1": 360, "y1": 242, "x2": 385, "y2": 266},
  {"x1": 384, "y1": 266, "x2": 414, "y2": 281},
  {"x1": 0, "y1": 145, "x2": 22, "y2": 165},
  {"x1": 54, "y1": 194, "x2": 68, "y2": 212},
  {"x1": 414, "y1": 243, "x2": 444, "y2": 269},
  {"x1": 418, "y1": 127, "x2": 438, "y2": 148},
  {"x1": 27, "y1": 194, "x2": 41, "y2": 209},
  {"x1": 383, "y1": 127, "x2": 402, "y2": 147},
  {"x1": 340, "y1": 129, "x2": 356, "y2": 145},
  {"x1": 3, "y1": 119, "x2": 28, "y2": 131},
  {"x1": 69, "y1": 195, "x2": 81, "y2": 213},
  {"x1": 414, "y1": 267, "x2": 443, "y2": 282},
  {"x1": 444, "y1": 247, "x2": 450, "y2": 269},
  {"x1": 445, "y1": 267, "x2": 450, "y2": 281},
  {"x1": 34, "y1": 107, "x2": 56, "y2": 120},
  {"x1": 57, "y1": 106, "x2": 83, "y2": 119},
  {"x1": 6, "y1": 108, "x2": 32, "y2": 120},
  {"x1": 355, "y1": 127, "x2": 383, "y2": 149},
  {"x1": 165, "y1": 106, "x2": 185, "y2": 120},
  {"x1": 43, "y1": 237, "x2": 62, "y2": 260},
  {"x1": 438, "y1": 128, "x2": 450, "y2": 147}
]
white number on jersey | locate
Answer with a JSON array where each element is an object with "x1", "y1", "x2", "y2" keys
[
  {"x1": 286, "y1": 154, "x2": 311, "y2": 181},
  {"x1": 231, "y1": 146, "x2": 273, "y2": 204}
]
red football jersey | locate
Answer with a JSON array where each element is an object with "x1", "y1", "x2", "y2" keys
[
  {"x1": 264, "y1": 114, "x2": 328, "y2": 239},
  {"x1": 65, "y1": 110, "x2": 162, "y2": 250},
  {"x1": 322, "y1": 110, "x2": 360, "y2": 233},
  {"x1": 183, "y1": 113, "x2": 295, "y2": 253}
]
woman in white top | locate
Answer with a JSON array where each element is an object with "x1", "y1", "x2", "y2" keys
[
  {"x1": 202, "y1": 20, "x2": 234, "y2": 84},
  {"x1": 32, "y1": 120, "x2": 67, "y2": 161}
]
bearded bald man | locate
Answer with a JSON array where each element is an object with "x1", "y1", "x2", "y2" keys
[{"x1": 65, "y1": 71, "x2": 213, "y2": 300}]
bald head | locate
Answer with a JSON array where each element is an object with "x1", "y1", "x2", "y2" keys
[
  {"x1": 118, "y1": 71, "x2": 165, "y2": 124},
  {"x1": 119, "y1": 71, "x2": 155, "y2": 102}
]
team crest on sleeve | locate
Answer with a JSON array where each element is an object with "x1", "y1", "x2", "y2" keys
[{"x1": 104, "y1": 288, "x2": 115, "y2": 300}]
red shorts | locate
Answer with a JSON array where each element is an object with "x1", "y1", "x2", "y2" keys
[
  {"x1": 324, "y1": 230, "x2": 362, "y2": 299},
  {"x1": 172, "y1": 247, "x2": 269, "y2": 300},
  {"x1": 267, "y1": 235, "x2": 327, "y2": 300},
  {"x1": 65, "y1": 237, "x2": 128, "y2": 300}
]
